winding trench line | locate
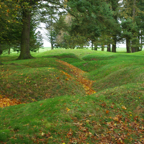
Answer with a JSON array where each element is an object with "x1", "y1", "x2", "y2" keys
[
  {"x1": 0, "y1": 60, "x2": 96, "y2": 108},
  {"x1": 56, "y1": 60, "x2": 96, "y2": 95}
]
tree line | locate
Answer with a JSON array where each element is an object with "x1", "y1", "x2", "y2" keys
[
  {"x1": 51, "y1": 0, "x2": 144, "y2": 53},
  {"x1": 0, "y1": 0, "x2": 144, "y2": 64}
]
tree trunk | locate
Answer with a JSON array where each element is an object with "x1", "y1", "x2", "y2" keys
[
  {"x1": 111, "y1": 0, "x2": 118, "y2": 53},
  {"x1": 137, "y1": 35, "x2": 141, "y2": 51},
  {"x1": 18, "y1": 9, "x2": 33, "y2": 59},
  {"x1": 131, "y1": 0, "x2": 138, "y2": 53},
  {"x1": 51, "y1": 38, "x2": 53, "y2": 50},
  {"x1": 91, "y1": 41, "x2": 93, "y2": 50},
  {"x1": 0, "y1": 44, "x2": 3, "y2": 65},
  {"x1": 141, "y1": 30, "x2": 143, "y2": 50},
  {"x1": 94, "y1": 44, "x2": 97, "y2": 50},
  {"x1": 112, "y1": 37, "x2": 116, "y2": 52},
  {"x1": 131, "y1": 47, "x2": 136, "y2": 52},
  {"x1": 107, "y1": 44, "x2": 111, "y2": 52},
  {"x1": 80, "y1": 45, "x2": 83, "y2": 49},
  {"x1": 126, "y1": 38, "x2": 130, "y2": 53},
  {"x1": 50, "y1": 14, "x2": 54, "y2": 50},
  {"x1": 101, "y1": 45, "x2": 104, "y2": 51},
  {"x1": 0, "y1": 43, "x2": 2, "y2": 55},
  {"x1": 131, "y1": 37, "x2": 139, "y2": 52},
  {"x1": 8, "y1": 46, "x2": 10, "y2": 55}
]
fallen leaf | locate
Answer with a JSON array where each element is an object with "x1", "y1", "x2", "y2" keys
[
  {"x1": 41, "y1": 132, "x2": 45, "y2": 136},
  {"x1": 122, "y1": 105, "x2": 127, "y2": 110},
  {"x1": 106, "y1": 110, "x2": 110, "y2": 114},
  {"x1": 66, "y1": 107, "x2": 70, "y2": 112}
]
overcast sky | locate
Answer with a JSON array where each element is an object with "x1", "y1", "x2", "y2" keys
[{"x1": 36, "y1": 23, "x2": 51, "y2": 47}]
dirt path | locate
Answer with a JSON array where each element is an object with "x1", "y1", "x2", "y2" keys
[{"x1": 57, "y1": 60, "x2": 96, "y2": 95}]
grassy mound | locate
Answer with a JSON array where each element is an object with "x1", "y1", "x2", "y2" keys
[
  {"x1": 0, "y1": 57, "x2": 86, "y2": 102},
  {"x1": 0, "y1": 49, "x2": 144, "y2": 143},
  {"x1": 43, "y1": 53, "x2": 83, "y2": 64},
  {"x1": 92, "y1": 65, "x2": 144, "y2": 91},
  {"x1": 0, "y1": 83, "x2": 143, "y2": 143}
]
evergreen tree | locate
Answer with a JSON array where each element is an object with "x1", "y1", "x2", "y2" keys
[
  {"x1": 41, "y1": 7, "x2": 59, "y2": 50},
  {"x1": 67, "y1": 0, "x2": 115, "y2": 49},
  {"x1": 121, "y1": 19, "x2": 133, "y2": 53},
  {"x1": 0, "y1": 0, "x2": 21, "y2": 64},
  {"x1": 108, "y1": 0, "x2": 121, "y2": 52},
  {"x1": 136, "y1": 0, "x2": 144, "y2": 51},
  {"x1": 18, "y1": 0, "x2": 64, "y2": 59},
  {"x1": 121, "y1": 0, "x2": 144, "y2": 52}
]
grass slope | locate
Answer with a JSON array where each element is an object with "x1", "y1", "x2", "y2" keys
[
  {"x1": 0, "y1": 56, "x2": 86, "y2": 102},
  {"x1": 0, "y1": 49, "x2": 144, "y2": 143}
]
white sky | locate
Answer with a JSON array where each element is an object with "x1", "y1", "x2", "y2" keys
[
  {"x1": 36, "y1": 23, "x2": 51, "y2": 47},
  {"x1": 43, "y1": 39, "x2": 51, "y2": 47}
]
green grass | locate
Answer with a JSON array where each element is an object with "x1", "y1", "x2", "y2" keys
[
  {"x1": 0, "y1": 56, "x2": 85, "y2": 102},
  {"x1": 0, "y1": 49, "x2": 144, "y2": 143}
]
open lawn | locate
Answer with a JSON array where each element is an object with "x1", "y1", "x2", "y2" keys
[{"x1": 0, "y1": 49, "x2": 144, "y2": 143}]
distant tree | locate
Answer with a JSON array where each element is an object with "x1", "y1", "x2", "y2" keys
[
  {"x1": 53, "y1": 13, "x2": 90, "y2": 49},
  {"x1": 0, "y1": 44, "x2": 2, "y2": 55},
  {"x1": 17, "y1": 1, "x2": 37, "y2": 59},
  {"x1": 95, "y1": 27, "x2": 113, "y2": 51},
  {"x1": 40, "y1": 6, "x2": 59, "y2": 50},
  {"x1": 0, "y1": 0, "x2": 21, "y2": 64},
  {"x1": 67, "y1": 0, "x2": 116, "y2": 50},
  {"x1": 30, "y1": 31, "x2": 43, "y2": 52},
  {"x1": 53, "y1": 14, "x2": 72, "y2": 48},
  {"x1": 120, "y1": 0, "x2": 144, "y2": 52},
  {"x1": 29, "y1": 16, "x2": 43, "y2": 52},
  {"x1": 108, "y1": 0, "x2": 121, "y2": 52},
  {"x1": 17, "y1": 0, "x2": 64, "y2": 59},
  {"x1": 136, "y1": 0, "x2": 144, "y2": 51},
  {"x1": 121, "y1": 19, "x2": 133, "y2": 53},
  {"x1": 12, "y1": 21, "x2": 43, "y2": 53}
]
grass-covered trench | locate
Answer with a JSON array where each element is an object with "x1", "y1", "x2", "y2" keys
[{"x1": 0, "y1": 49, "x2": 144, "y2": 143}]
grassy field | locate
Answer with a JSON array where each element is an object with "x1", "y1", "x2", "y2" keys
[
  {"x1": 0, "y1": 49, "x2": 144, "y2": 143},
  {"x1": 1, "y1": 47, "x2": 132, "y2": 56}
]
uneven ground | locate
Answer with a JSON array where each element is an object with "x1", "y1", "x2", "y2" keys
[{"x1": 0, "y1": 49, "x2": 144, "y2": 144}]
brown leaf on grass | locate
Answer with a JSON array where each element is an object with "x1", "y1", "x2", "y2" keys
[
  {"x1": 140, "y1": 138, "x2": 144, "y2": 143},
  {"x1": 6, "y1": 83, "x2": 11, "y2": 88},
  {"x1": 106, "y1": 110, "x2": 110, "y2": 114},
  {"x1": 110, "y1": 104, "x2": 114, "y2": 108},
  {"x1": 0, "y1": 97, "x2": 22, "y2": 108},
  {"x1": 117, "y1": 137, "x2": 125, "y2": 144},
  {"x1": 101, "y1": 102, "x2": 106, "y2": 108},
  {"x1": 134, "y1": 106, "x2": 144, "y2": 115},
  {"x1": 65, "y1": 78, "x2": 69, "y2": 81},
  {"x1": 86, "y1": 120, "x2": 90, "y2": 123},
  {"x1": 0, "y1": 94, "x2": 3, "y2": 99},
  {"x1": 41, "y1": 132, "x2": 45, "y2": 136},
  {"x1": 122, "y1": 105, "x2": 127, "y2": 110},
  {"x1": 113, "y1": 115, "x2": 122, "y2": 122},
  {"x1": 66, "y1": 107, "x2": 70, "y2": 112},
  {"x1": 67, "y1": 129, "x2": 73, "y2": 138}
]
